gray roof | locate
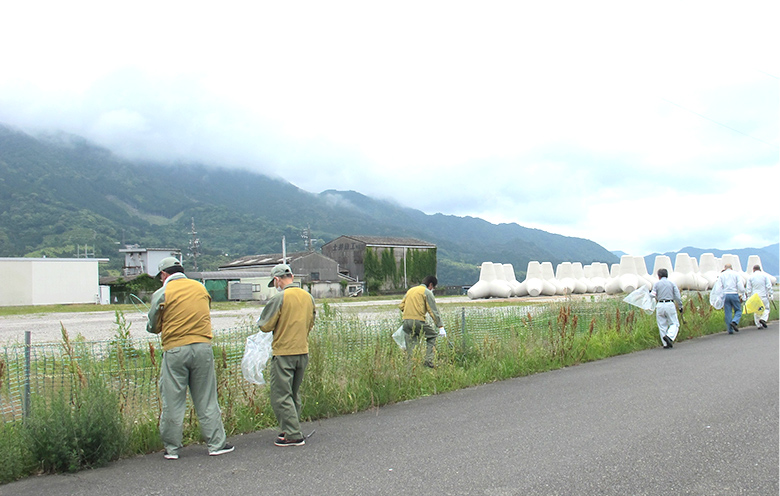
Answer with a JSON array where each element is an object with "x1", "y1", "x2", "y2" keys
[
  {"x1": 333, "y1": 235, "x2": 435, "y2": 248},
  {"x1": 219, "y1": 251, "x2": 332, "y2": 270},
  {"x1": 187, "y1": 270, "x2": 271, "y2": 280}
]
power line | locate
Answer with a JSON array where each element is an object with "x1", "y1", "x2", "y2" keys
[{"x1": 661, "y1": 98, "x2": 778, "y2": 150}]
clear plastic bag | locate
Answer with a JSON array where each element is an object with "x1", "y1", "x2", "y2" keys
[
  {"x1": 392, "y1": 325, "x2": 406, "y2": 350},
  {"x1": 623, "y1": 287, "x2": 656, "y2": 315},
  {"x1": 709, "y1": 283, "x2": 724, "y2": 310},
  {"x1": 241, "y1": 331, "x2": 274, "y2": 385}
]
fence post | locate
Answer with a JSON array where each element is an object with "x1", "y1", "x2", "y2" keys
[
  {"x1": 460, "y1": 307, "x2": 469, "y2": 352},
  {"x1": 24, "y1": 330, "x2": 31, "y2": 418}
]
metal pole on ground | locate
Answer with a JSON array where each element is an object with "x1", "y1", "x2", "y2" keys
[
  {"x1": 461, "y1": 307, "x2": 469, "y2": 352},
  {"x1": 24, "y1": 330, "x2": 31, "y2": 418}
]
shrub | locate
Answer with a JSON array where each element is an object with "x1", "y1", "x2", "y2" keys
[{"x1": 24, "y1": 376, "x2": 126, "y2": 473}]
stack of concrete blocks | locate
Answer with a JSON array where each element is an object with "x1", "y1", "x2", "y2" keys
[{"x1": 467, "y1": 252, "x2": 772, "y2": 299}]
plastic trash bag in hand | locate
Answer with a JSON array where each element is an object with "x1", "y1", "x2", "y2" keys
[
  {"x1": 623, "y1": 287, "x2": 656, "y2": 315},
  {"x1": 392, "y1": 325, "x2": 406, "y2": 350},
  {"x1": 709, "y1": 284, "x2": 724, "y2": 310},
  {"x1": 745, "y1": 293, "x2": 765, "y2": 314},
  {"x1": 241, "y1": 331, "x2": 274, "y2": 385}
]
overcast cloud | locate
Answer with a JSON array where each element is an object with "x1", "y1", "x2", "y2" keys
[{"x1": 1, "y1": 1, "x2": 777, "y2": 256}]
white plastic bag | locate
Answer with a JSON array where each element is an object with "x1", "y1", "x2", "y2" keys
[
  {"x1": 623, "y1": 287, "x2": 656, "y2": 315},
  {"x1": 392, "y1": 325, "x2": 406, "y2": 350},
  {"x1": 241, "y1": 331, "x2": 274, "y2": 385},
  {"x1": 709, "y1": 282, "x2": 724, "y2": 310}
]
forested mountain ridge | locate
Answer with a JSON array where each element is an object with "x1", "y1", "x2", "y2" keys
[{"x1": 0, "y1": 124, "x2": 618, "y2": 285}]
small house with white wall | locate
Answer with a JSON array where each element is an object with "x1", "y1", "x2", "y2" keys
[
  {"x1": 0, "y1": 257, "x2": 109, "y2": 306},
  {"x1": 119, "y1": 245, "x2": 181, "y2": 277}
]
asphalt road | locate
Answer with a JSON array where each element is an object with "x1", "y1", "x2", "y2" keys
[{"x1": 4, "y1": 323, "x2": 778, "y2": 496}]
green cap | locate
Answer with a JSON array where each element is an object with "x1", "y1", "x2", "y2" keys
[
  {"x1": 157, "y1": 256, "x2": 182, "y2": 276},
  {"x1": 268, "y1": 264, "x2": 293, "y2": 287}
]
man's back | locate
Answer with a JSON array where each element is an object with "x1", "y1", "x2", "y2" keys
[{"x1": 259, "y1": 285, "x2": 315, "y2": 356}]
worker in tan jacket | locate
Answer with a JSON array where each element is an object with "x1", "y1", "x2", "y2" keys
[
  {"x1": 399, "y1": 275, "x2": 445, "y2": 368},
  {"x1": 147, "y1": 257, "x2": 233, "y2": 459},
  {"x1": 257, "y1": 264, "x2": 316, "y2": 446}
]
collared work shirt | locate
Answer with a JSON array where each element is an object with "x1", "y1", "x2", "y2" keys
[
  {"x1": 147, "y1": 273, "x2": 213, "y2": 351},
  {"x1": 257, "y1": 283, "x2": 316, "y2": 356},
  {"x1": 747, "y1": 271, "x2": 773, "y2": 298},
  {"x1": 717, "y1": 269, "x2": 745, "y2": 296},
  {"x1": 399, "y1": 284, "x2": 443, "y2": 328},
  {"x1": 651, "y1": 277, "x2": 682, "y2": 309}
]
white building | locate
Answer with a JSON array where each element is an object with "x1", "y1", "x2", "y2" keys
[
  {"x1": 0, "y1": 258, "x2": 108, "y2": 306},
  {"x1": 119, "y1": 245, "x2": 181, "y2": 277}
]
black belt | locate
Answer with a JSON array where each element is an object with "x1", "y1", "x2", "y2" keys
[{"x1": 659, "y1": 300, "x2": 673, "y2": 302}]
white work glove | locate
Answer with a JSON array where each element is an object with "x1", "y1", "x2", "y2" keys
[{"x1": 438, "y1": 327, "x2": 446, "y2": 337}]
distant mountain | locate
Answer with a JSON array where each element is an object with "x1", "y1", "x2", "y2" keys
[
  {"x1": 0, "y1": 124, "x2": 618, "y2": 285},
  {"x1": 642, "y1": 245, "x2": 779, "y2": 278}
]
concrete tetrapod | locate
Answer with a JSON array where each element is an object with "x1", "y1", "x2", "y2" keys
[
  {"x1": 572, "y1": 262, "x2": 596, "y2": 293},
  {"x1": 467, "y1": 262, "x2": 494, "y2": 299},
  {"x1": 673, "y1": 253, "x2": 708, "y2": 290},
  {"x1": 585, "y1": 263, "x2": 607, "y2": 293},
  {"x1": 541, "y1": 262, "x2": 566, "y2": 295},
  {"x1": 698, "y1": 253, "x2": 720, "y2": 289},
  {"x1": 746, "y1": 255, "x2": 777, "y2": 284},
  {"x1": 616, "y1": 255, "x2": 640, "y2": 294},
  {"x1": 490, "y1": 263, "x2": 513, "y2": 298},
  {"x1": 633, "y1": 256, "x2": 654, "y2": 289},
  {"x1": 502, "y1": 263, "x2": 523, "y2": 296},
  {"x1": 605, "y1": 263, "x2": 622, "y2": 294},
  {"x1": 522, "y1": 261, "x2": 556, "y2": 297},
  {"x1": 721, "y1": 254, "x2": 748, "y2": 284},
  {"x1": 555, "y1": 262, "x2": 579, "y2": 294}
]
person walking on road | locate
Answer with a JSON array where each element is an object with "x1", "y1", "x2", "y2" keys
[
  {"x1": 713, "y1": 263, "x2": 746, "y2": 334},
  {"x1": 257, "y1": 264, "x2": 316, "y2": 447},
  {"x1": 147, "y1": 257, "x2": 234, "y2": 459},
  {"x1": 747, "y1": 264, "x2": 773, "y2": 329},
  {"x1": 399, "y1": 275, "x2": 446, "y2": 367},
  {"x1": 650, "y1": 268, "x2": 683, "y2": 349}
]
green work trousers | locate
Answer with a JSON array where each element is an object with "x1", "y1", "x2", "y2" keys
[
  {"x1": 159, "y1": 342, "x2": 227, "y2": 455},
  {"x1": 403, "y1": 319, "x2": 437, "y2": 367},
  {"x1": 269, "y1": 354, "x2": 309, "y2": 440}
]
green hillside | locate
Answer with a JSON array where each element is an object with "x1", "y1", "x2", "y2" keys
[{"x1": 0, "y1": 124, "x2": 618, "y2": 285}]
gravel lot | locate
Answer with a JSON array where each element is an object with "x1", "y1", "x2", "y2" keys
[{"x1": 0, "y1": 295, "x2": 575, "y2": 345}]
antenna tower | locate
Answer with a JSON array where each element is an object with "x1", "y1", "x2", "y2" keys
[
  {"x1": 301, "y1": 225, "x2": 314, "y2": 251},
  {"x1": 188, "y1": 218, "x2": 201, "y2": 271}
]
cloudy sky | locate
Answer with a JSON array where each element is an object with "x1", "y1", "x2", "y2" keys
[{"x1": 1, "y1": 1, "x2": 777, "y2": 256}]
